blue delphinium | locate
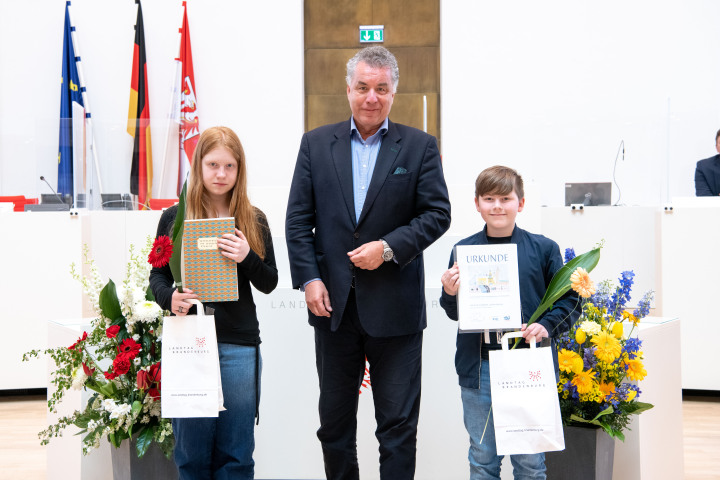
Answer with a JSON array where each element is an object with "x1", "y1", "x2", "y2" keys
[
  {"x1": 564, "y1": 247, "x2": 576, "y2": 264},
  {"x1": 623, "y1": 337, "x2": 642, "y2": 360},
  {"x1": 633, "y1": 290, "x2": 654, "y2": 319},
  {"x1": 582, "y1": 346, "x2": 598, "y2": 370},
  {"x1": 606, "y1": 270, "x2": 635, "y2": 321}
]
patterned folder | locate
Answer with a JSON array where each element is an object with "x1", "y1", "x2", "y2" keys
[{"x1": 182, "y1": 217, "x2": 239, "y2": 302}]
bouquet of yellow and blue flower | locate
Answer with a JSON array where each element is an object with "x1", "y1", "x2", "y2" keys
[
  {"x1": 555, "y1": 249, "x2": 654, "y2": 441},
  {"x1": 24, "y1": 237, "x2": 175, "y2": 458}
]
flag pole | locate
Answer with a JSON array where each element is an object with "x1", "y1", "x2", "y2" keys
[
  {"x1": 158, "y1": 3, "x2": 185, "y2": 199},
  {"x1": 66, "y1": 1, "x2": 103, "y2": 196}
]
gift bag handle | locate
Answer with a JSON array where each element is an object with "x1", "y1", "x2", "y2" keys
[
  {"x1": 500, "y1": 331, "x2": 536, "y2": 350},
  {"x1": 187, "y1": 299, "x2": 206, "y2": 317}
]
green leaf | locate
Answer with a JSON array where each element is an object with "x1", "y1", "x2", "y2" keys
[
  {"x1": 622, "y1": 401, "x2": 654, "y2": 415},
  {"x1": 131, "y1": 400, "x2": 143, "y2": 416},
  {"x1": 99, "y1": 280, "x2": 123, "y2": 323},
  {"x1": 136, "y1": 427, "x2": 154, "y2": 458},
  {"x1": 526, "y1": 247, "x2": 601, "y2": 326},
  {"x1": 169, "y1": 181, "x2": 187, "y2": 290},
  {"x1": 145, "y1": 284, "x2": 155, "y2": 302}
]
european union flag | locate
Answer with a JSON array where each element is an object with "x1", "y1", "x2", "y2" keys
[{"x1": 58, "y1": 1, "x2": 85, "y2": 197}]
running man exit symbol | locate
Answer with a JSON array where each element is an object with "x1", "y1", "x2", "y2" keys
[{"x1": 359, "y1": 25, "x2": 384, "y2": 43}]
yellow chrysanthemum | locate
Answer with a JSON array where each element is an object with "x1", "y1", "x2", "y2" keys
[
  {"x1": 571, "y1": 369, "x2": 596, "y2": 394},
  {"x1": 591, "y1": 331, "x2": 622, "y2": 363},
  {"x1": 575, "y1": 329, "x2": 587, "y2": 344},
  {"x1": 611, "y1": 322, "x2": 624, "y2": 339},
  {"x1": 558, "y1": 349, "x2": 584, "y2": 374},
  {"x1": 598, "y1": 381, "x2": 616, "y2": 399},
  {"x1": 623, "y1": 358, "x2": 647, "y2": 381},
  {"x1": 570, "y1": 267, "x2": 596, "y2": 298}
]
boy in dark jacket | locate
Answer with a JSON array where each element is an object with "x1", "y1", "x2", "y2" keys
[{"x1": 440, "y1": 165, "x2": 579, "y2": 480}]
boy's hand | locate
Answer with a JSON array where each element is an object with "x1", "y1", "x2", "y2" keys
[
  {"x1": 521, "y1": 323, "x2": 548, "y2": 343},
  {"x1": 441, "y1": 262, "x2": 460, "y2": 296}
]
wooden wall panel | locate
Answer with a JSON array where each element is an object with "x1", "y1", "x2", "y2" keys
[
  {"x1": 305, "y1": 0, "x2": 374, "y2": 49},
  {"x1": 305, "y1": 0, "x2": 440, "y2": 144},
  {"x1": 305, "y1": 49, "x2": 357, "y2": 95},
  {"x1": 373, "y1": 0, "x2": 440, "y2": 47}
]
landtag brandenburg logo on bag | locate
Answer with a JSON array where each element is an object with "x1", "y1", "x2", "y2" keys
[
  {"x1": 529, "y1": 370, "x2": 542, "y2": 381},
  {"x1": 196, "y1": 337, "x2": 206, "y2": 348}
]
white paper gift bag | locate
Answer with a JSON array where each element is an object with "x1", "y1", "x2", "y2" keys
[
  {"x1": 489, "y1": 331, "x2": 564, "y2": 455},
  {"x1": 162, "y1": 299, "x2": 225, "y2": 418}
]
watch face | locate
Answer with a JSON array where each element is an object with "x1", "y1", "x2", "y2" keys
[{"x1": 383, "y1": 249, "x2": 393, "y2": 261}]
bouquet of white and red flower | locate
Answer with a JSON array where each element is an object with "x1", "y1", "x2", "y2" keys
[{"x1": 24, "y1": 236, "x2": 175, "y2": 458}]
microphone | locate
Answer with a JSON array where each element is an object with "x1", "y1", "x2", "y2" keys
[
  {"x1": 39, "y1": 176, "x2": 68, "y2": 205},
  {"x1": 583, "y1": 192, "x2": 592, "y2": 206}
]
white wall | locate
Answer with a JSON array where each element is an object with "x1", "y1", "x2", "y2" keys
[{"x1": 441, "y1": 0, "x2": 720, "y2": 210}]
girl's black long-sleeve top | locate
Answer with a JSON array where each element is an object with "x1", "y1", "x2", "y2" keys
[{"x1": 149, "y1": 205, "x2": 278, "y2": 346}]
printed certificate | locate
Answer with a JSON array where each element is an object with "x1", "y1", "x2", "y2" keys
[{"x1": 456, "y1": 244, "x2": 522, "y2": 332}]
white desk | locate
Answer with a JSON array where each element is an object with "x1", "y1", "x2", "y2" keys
[{"x1": 658, "y1": 200, "x2": 720, "y2": 390}]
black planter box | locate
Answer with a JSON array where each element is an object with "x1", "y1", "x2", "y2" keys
[{"x1": 545, "y1": 425, "x2": 615, "y2": 480}]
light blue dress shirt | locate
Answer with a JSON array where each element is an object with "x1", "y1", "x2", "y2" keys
[{"x1": 350, "y1": 116, "x2": 388, "y2": 222}]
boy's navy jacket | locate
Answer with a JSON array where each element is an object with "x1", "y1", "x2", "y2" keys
[{"x1": 439, "y1": 225, "x2": 580, "y2": 389}]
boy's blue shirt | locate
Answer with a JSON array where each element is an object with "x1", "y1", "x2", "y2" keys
[{"x1": 439, "y1": 225, "x2": 580, "y2": 389}]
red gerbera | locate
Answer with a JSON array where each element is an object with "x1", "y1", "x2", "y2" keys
[
  {"x1": 117, "y1": 338, "x2": 142, "y2": 359},
  {"x1": 68, "y1": 331, "x2": 88, "y2": 350},
  {"x1": 148, "y1": 235, "x2": 173, "y2": 268}
]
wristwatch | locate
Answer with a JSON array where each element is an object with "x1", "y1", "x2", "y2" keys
[{"x1": 380, "y1": 239, "x2": 394, "y2": 262}]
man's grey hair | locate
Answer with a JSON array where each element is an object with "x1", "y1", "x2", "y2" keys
[{"x1": 346, "y1": 46, "x2": 400, "y2": 93}]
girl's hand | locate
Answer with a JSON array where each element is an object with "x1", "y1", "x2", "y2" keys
[
  {"x1": 171, "y1": 288, "x2": 198, "y2": 316},
  {"x1": 218, "y1": 228, "x2": 250, "y2": 263},
  {"x1": 441, "y1": 262, "x2": 460, "y2": 296}
]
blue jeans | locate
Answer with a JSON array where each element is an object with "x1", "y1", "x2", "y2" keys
[
  {"x1": 173, "y1": 343, "x2": 261, "y2": 480},
  {"x1": 460, "y1": 359, "x2": 545, "y2": 480}
]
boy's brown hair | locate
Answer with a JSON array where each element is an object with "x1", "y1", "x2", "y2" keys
[{"x1": 474, "y1": 165, "x2": 524, "y2": 199}]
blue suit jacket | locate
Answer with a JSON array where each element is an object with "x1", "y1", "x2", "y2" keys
[
  {"x1": 285, "y1": 119, "x2": 451, "y2": 337},
  {"x1": 695, "y1": 154, "x2": 720, "y2": 196}
]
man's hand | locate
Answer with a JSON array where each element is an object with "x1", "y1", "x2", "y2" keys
[
  {"x1": 521, "y1": 323, "x2": 549, "y2": 344},
  {"x1": 441, "y1": 262, "x2": 460, "y2": 295},
  {"x1": 347, "y1": 241, "x2": 384, "y2": 270},
  {"x1": 305, "y1": 280, "x2": 332, "y2": 317}
]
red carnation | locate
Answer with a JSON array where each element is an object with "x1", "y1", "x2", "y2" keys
[
  {"x1": 106, "y1": 325, "x2": 121, "y2": 338},
  {"x1": 104, "y1": 370, "x2": 117, "y2": 381},
  {"x1": 117, "y1": 338, "x2": 142, "y2": 359},
  {"x1": 148, "y1": 235, "x2": 173, "y2": 268},
  {"x1": 68, "y1": 331, "x2": 88, "y2": 350},
  {"x1": 112, "y1": 356, "x2": 131, "y2": 377}
]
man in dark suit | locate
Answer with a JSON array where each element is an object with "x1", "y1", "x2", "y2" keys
[
  {"x1": 285, "y1": 46, "x2": 451, "y2": 479},
  {"x1": 695, "y1": 129, "x2": 720, "y2": 196}
]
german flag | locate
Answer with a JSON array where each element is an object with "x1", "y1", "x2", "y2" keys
[{"x1": 127, "y1": 0, "x2": 152, "y2": 209}]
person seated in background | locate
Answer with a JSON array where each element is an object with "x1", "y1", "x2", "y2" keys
[{"x1": 694, "y1": 129, "x2": 720, "y2": 196}]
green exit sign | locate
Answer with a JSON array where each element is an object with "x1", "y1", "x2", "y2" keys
[{"x1": 359, "y1": 25, "x2": 384, "y2": 43}]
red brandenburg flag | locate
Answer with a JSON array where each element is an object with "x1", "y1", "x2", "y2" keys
[
  {"x1": 178, "y1": 0, "x2": 199, "y2": 196},
  {"x1": 127, "y1": 0, "x2": 152, "y2": 209}
]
